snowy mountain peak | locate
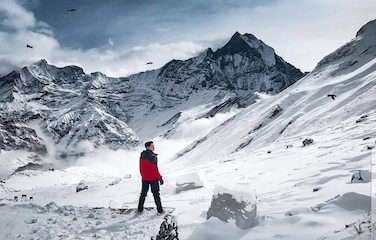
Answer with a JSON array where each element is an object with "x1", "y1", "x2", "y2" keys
[
  {"x1": 215, "y1": 31, "x2": 276, "y2": 66},
  {"x1": 34, "y1": 59, "x2": 48, "y2": 67},
  {"x1": 215, "y1": 31, "x2": 257, "y2": 56}
]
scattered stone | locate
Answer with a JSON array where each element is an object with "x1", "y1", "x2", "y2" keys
[
  {"x1": 268, "y1": 105, "x2": 283, "y2": 119},
  {"x1": 362, "y1": 136, "x2": 371, "y2": 141},
  {"x1": 207, "y1": 187, "x2": 257, "y2": 229},
  {"x1": 327, "y1": 94, "x2": 337, "y2": 100},
  {"x1": 76, "y1": 180, "x2": 89, "y2": 193},
  {"x1": 286, "y1": 144, "x2": 293, "y2": 149},
  {"x1": 313, "y1": 187, "x2": 322, "y2": 192},
  {"x1": 302, "y1": 138, "x2": 314, "y2": 147},
  {"x1": 366, "y1": 145, "x2": 374, "y2": 150},
  {"x1": 87, "y1": 213, "x2": 95, "y2": 219},
  {"x1": 267, "y1": 150, "x2": 272, "y2": 154},
  {"x1": 25, "y1": 218, "x2": 38, "y2": 224},
  {"x1": 356, "y1": 115, "x2": 368, "y2": 123}
]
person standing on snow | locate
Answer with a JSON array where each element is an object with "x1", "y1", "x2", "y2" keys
[{"x1": 137, "y1": 141, "x2": 164, "y2": 213}]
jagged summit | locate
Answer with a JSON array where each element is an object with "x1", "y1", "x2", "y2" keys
[
  {"x1": 214, "y1": 31, "x2": 276, "y2": 66},
  {"x1": 215, "y1": 32, "x2": 257, "y2": 56}
]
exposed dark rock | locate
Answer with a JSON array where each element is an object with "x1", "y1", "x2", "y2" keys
[
  {"x1": 280, "y1": 120, "x2": 294, "y2": 135},
  {"x1": 268, "y1": 105, "x2": 283, "y2": 119},
  {"x1": 199, "y1": 97, "x2": 240, "y2": 118},
  {"x1": 0, "y1": 118, "x2": 47, "y2": 154},
  {"x1": 356, "y1": 115, "x2": 368, "y2": 123},
  {"x1": 159, "y1": 112, "x2": 182, "y2": 127},
  {"x1": 76, "y1": 181, "x2": 89, "y2": 193},
  {"x1": 302, "y1": 138, "x2": 314, "y2": 147},
  {"x1": 233, "y1": 137, "x2": 253, "y2": 153},
  {"x1": 14, "y1": 162, "x2": 43, "y2": 174},
  {"x1": 313, "y1": 187, "x2": 322, "y2": 192},
  {"x1": 174, "y1": 136, "x2": 207, "y2": 159},
  {"x1": 207, "y1": 191, "x2": 257, "y2": 229}
]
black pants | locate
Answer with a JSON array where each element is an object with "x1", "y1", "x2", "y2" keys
[{"x1": 137, "y1": 180, "x2": 163, "y2": 213}]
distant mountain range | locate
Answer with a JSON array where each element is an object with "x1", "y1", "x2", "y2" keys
[{"x1": 0, "y1": 31, "x2": 304, "y2": 159}]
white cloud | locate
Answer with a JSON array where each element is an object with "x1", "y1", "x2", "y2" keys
[
  {"x1": 50, "y1": 41, "x2": 205, "y2": 77},
  {"x1": 0, "y1": 0, "x2": 206, "y2": 77},
  {"x1": 0, "y1": 0, "x2": 36, "y2": 29},
  {"x1": 0, "y1": 0, "x2": 375, "y2": 76}
]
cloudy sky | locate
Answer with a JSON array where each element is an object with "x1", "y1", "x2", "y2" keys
[{"x1": 0, "y1": 0, "x2": 375, "y2": 76}]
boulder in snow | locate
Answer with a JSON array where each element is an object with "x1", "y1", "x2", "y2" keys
[
  {"x1": 302, "y1": 138, "x2": 314, "y2": 147},
  {"x1": 175, "y1": 173, "x2": 204, "y2": 194},
  {"x1": 76, "y1": 181, "x2": 89, "y2": 193},
  {"x1": 366, "y1": 145, "x2": 375, "y2": 150},
  {"x1": 207, "y1": 186, "x2": 257, "y2": 229},
  {"x1": 350, "y1": 170, "x2": 371, "y2": 183},
  {"x1": 313, "y1": 186, "x2": 322, "y2": 192}
]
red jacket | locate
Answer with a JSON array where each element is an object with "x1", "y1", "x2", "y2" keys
[{"x1": 139, "y1": 150, "x2": 162, "y2": 181}]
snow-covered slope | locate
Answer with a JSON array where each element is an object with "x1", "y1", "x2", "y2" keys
[{"x1": 160, "y1": 19, "x2": 376, "y2": 239}]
